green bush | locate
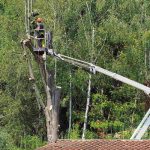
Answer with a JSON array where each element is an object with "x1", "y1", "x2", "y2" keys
[
  {"x1": 21, "y1": 135, "x2": 46, "y2": 150},
  {"x1": 69, "y1": 124, "x2": 80, "y2": 139},
  {"x1": 84, "y1": 130, "x2": 98, "y2": 139},
  {"x1": 0, "y1": 129, "x2": 17, "y2": 150}
]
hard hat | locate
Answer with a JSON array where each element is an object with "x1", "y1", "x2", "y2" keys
[{"x1": 36, "y1": 18, "x2": 43, "y2": 22}]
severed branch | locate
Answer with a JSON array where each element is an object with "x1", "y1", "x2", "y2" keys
[{"x1": 21, "y1": 41, "x2": 45, "y2": 110}]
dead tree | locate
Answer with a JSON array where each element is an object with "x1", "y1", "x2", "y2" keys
[{"x1": 22, "y1": 39, "x2": 61, "y2": 142}]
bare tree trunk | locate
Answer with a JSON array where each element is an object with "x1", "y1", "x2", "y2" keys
[
  {"x1": 68, "y1": 71, "x2": 72, "y2": 138},
  {"x1": 51, "y1": 87, "x2": 61, "y2": 141},
  {"x1": 82, "y1": 74, "x2": 91, "y2": 139},
  {"x1": 82, "y1": 22, "x2": 94, "y2": 139},
  {"x1": 22, "y1": 39, "x2": 61, "y2": 142},
  {"x1": 22, "y1": 41, "x2": 45, "y2": 110}
]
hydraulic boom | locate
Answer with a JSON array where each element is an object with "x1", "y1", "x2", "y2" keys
[
  {"x1": 46, "y1": 49, "x2": 150, "y2": 140},
  {"x1": 47, "y1": 50, "x2": 150, "y2": 96}
]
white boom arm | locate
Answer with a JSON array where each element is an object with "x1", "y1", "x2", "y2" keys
[
  {"x1": 47, "y1": 49, "x2": 150, "y2": 140},
  {"x1": 52, "y1": 53, "x2": 150, "y2": 95},
  {"x1": 94, "y1": 66, "x2": 150, "y2": 95},
  {"x1": 130, "y1": 108, "x2": 150, "y2": 140}
]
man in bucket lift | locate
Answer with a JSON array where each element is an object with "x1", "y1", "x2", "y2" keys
[
  {"x1": 29, "y1": 11, "x2": 39, "y2": 36},
  {"x1": 35, "y1": 17, "x2": 45, "y2": 48}
]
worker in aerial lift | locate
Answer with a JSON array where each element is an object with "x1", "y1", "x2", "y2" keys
[
  {"x1": 34, "y1": 17, "x2": 45, "y2": 48},
  {"x1": 29, "y1": 11, "x2": 39, "y2": 36}
]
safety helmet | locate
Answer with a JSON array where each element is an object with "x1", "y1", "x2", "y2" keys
[{"x1": 36, "y1": 18, "x2": 43, "y2": 23}]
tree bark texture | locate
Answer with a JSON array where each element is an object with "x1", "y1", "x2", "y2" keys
[{"x1": 22, "y1": 39, "x2": 61, "y2": 142}]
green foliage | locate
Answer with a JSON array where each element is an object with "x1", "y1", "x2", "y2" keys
[
  {"x1": 1, "y1": 0, "x2": 150, "y2": 147},
  {"x1": 90, "y1": 120, "x2": 124, "y2": 132},
  {"x1": 84, "y1": 130, "x2": 98, "y2": 139},
  {"x1": 0, "y1": 129, "x2": 18, "y2": 150},
  {"x1": 69, "y1": 124, "x2": 80, "y2": 139},
  {"x1": 20, "y1": 135, "x2": 46, "y2": 150}
]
